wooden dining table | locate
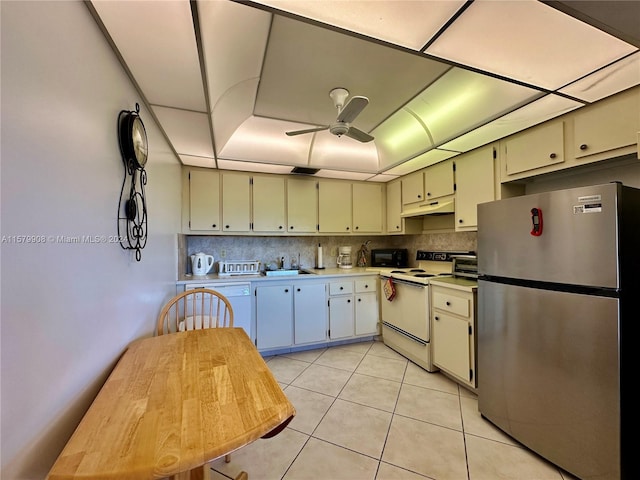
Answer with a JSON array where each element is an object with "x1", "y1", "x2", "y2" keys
[{"x1": 47, "y1": 328, "x2": 295, "y2": 480}]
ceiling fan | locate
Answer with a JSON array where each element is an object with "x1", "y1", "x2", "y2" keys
[{"x1": 286, "y1": 88, "x2": 374, "y2": 143}]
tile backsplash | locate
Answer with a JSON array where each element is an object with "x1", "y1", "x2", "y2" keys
[{"x1": 179, "y1": 232, "x2": 477, "y2": 276}]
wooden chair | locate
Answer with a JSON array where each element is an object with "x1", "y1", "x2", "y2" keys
[
  {"x1": 157, "y1": 288, "x2": 235, "y2": 465},
  {"x1": 157, "y1": 288, "x2": 234, "y2": 336}
]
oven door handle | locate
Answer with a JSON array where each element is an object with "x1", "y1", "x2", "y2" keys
[
  {"x1": 382, "y1": 321, "x2": 428, "y2": 346},
  {"x1": 380, "y1": 276, "x2": 427, "y2": 288}
]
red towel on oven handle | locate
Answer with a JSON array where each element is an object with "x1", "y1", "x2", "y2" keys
[{"x1": 383, "y1": 277, "x2": 396, "y2": 301}]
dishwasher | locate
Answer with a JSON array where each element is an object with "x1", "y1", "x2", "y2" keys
[{"x1": 184, "y1": 283, "x2": 252, "y2": 339}]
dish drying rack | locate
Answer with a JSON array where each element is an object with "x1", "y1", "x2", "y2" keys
[{"x1": 218, "y1": 260, "x2": 260, "y2": 276}]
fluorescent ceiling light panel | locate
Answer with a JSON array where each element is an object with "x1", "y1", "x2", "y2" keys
[
  {"x1": 219, "y1": 116, "x2": 311, "y2": 166},
  {"x1": 406, "y1": 68, "x2": 542, "y2": 145},
  {"x1": 426, "y1": 0, "x2": 637, "y2": 91},
  {"x1": 152, "y1": 106, "x2": 214, "y2": 158},
  {"x1": 373, "y1": 109, "x2": 434, "y2": 170},
  {"x1": 217, "y1": 159, "x2": 293, "y2": 174},
  {"x1": 367, "y1": 174, "x2": 400, "y2": 183},
  {"x1": 384, "y1": 149, "x2": 459, "y2": 176},
  {"x1": 309, "y1": 131, "x2": 379, "y2": 173},
  {"x1": 440, "y1": 94, "x2": 583, "y2": 152},
  {"x1": 559, "y1": 53, "x2": 640, "y2": 102},
  {"x1": 249, "y1": 0, "x2": 466, "y2": 50},
  {"x1": 91, "y1": 0, "x2": 205, "y2": 111}
]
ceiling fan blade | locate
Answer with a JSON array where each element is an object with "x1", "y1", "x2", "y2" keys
[
  {"x1": 337, "y1": 96, "x2": 369, "y2": 123},
  {"x1": 345, "y1": 126, "x2": 374, "y2": 143},
  {"x1": 285, "y1": 126, "x2": 329, "y2": 136}
]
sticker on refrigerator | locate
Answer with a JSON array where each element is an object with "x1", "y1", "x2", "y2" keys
[{"x1": 573, "y1": 203, "x2": 602, "y2": 214}]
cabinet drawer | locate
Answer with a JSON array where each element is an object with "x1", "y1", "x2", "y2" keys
[
  {"x1": 329, "y1": 281, "x2": 353, "y2": 295},
  {"x1": 355, "y1": 279, "x2": 377, "y2": 293},
  {"x1": 433, "y1": 291, "x2": 470, "y2": 318}
]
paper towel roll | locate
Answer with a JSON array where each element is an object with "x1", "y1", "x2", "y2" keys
[{"x1": 317, "y1": 244, "x2": 323, "y2": 268}]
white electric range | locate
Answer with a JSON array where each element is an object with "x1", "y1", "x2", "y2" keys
[{"x1": 379, "y1": 250, "x2": 474, "y2": 372}]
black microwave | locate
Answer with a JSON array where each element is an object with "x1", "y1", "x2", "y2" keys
[{"x1": 370, "y1": 249, "x2": 409, "y2": 268}]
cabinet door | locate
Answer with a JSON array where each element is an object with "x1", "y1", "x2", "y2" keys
[
  {"x1": 355, "y1": 293, "x2": 378, "y2": 335},
  {"x1": 294, "y1": 283, "x2": 327, "y2": 344},
  {"x1": 287, "y1": 178, "x2": 317, "y2": 233},
  {"x1": 256, "y1": 285, "x2": 293, "y2": 349},
  {"x1": 221, "y1": 172, "x2": 251, "y2": 232},
  {"x1": 455, "y1": 146, "x2": 496, "y2": 231},
  {"x1": 503, "y1": 121, "x2": 564, "y2": 177},
  {"x1": 432, "y1": 311, "x2": 471, "y2": 382},
  {"x1": 329, "y1": 296, "x2": 354, "y2": 339},
  {"x1": 386, "y1": 180, "x2": 402, "y2": 233},
  {"x1": 353, "y1": 183, "x2": 383, "y2": 233},
  {"x1": 424, "y1": 160, "x2": 454, "y2": 200},
  {"x1": 253, "y1": 175, "x2": 286, "y2": 232},
  {"x1": 318, "y1": 180, "x2": 352, "y2": 233},
  {"x1": 189, "y1": 170, "x2": 220, "y2": 231},
  {"x1": 402, "y1": 171, "x2": 424, "y2": 205},
  {"x1": 574, "y1": 88, "x2": 640, "y2": 159}
]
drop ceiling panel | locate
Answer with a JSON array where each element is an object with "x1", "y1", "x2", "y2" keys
[
  {"x1": 217, "y1": 159, "x2": 293, "y2": 174},
  {"x1": 250, "y1": 0, "x2": 467, "y2": 50},
  {"x1": 91, "y1": 0, "x2": 206, "y2": 111},
  {"x1": 211, "y1": 78, "x2": 260, "y2": 152},
  {"x1": 152, "y1": 106, "x2": 213, "y2": 158},
  {"x1": 254, "y1": 15, "x2": 451, "y2": 131},
  {"x1": 308, "y1": 131, "x2": 379, "y2": 172},
  {"x1": 384, "y1": 149, "x2": 459, "y2": 176},
  {"x1": 426, "y1": 0, "x2": 637, "y2": 91},
  {"x1": 198, "y1": 0, "x2": 270, "y2": 108},
  {"x1": 559, "y1": 53, "x2": 640, "y2": 102}
]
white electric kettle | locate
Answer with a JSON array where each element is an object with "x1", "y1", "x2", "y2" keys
[{"x1": 190, "y1": 252, "x2": 214, "y2": 276}]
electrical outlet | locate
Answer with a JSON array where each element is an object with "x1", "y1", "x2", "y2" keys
[{"x1": 220, "y1": 250, "x2": 226, "y2": 259}]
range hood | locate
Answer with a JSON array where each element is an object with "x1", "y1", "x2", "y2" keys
[{"x1": 401, "y1": 198, "x2": 455, "y2": 217}]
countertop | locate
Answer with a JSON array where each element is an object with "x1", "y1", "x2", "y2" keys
[
  {"x1": 429, "y1": 276, "x2": 478, "y2": 292},
  {"x1": 177, "y1": 267, "x2": 377, "y2": 284}
]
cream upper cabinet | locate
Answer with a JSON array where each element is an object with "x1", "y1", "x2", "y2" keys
[
  {"x1": 352, "y1": 183, "x2": 383, "y2": 233},
  {"x1": 402, "y1": 170, "x2": 424, "y2": 205},
  {"x1": 221, "y1": 172, "x2": 251, "y2": 232},
  {"x1": 252, "y1": 175, "x2": 286, "y2": 233},
  {"x1": 386, "y1": 180, "x2": 402, "y2": 233},
  {"x1": 318, "y1": 180, "x2": 352, "y2": 233},
  {"x1": 455, "y1": 146, "x2": 496, "y2": 231},
  {"x1": 287, "y1": 178, "x2": 317, "y2": 233},
  {"x1": 501, "y1": 121, "x2": 564, "y2": 180},
  {"x1": 189, "y1": 169, "x2": 220, "y2": 231},
  {"x1": 573, "y1": 87, "x2": 640, "y2": 160},
  {"x1": 424, "y1": 160, "x2": 454, "y2": 200}
]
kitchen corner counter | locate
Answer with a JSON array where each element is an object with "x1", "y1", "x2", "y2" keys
[
  {"x1": 429, "y1": 276, "x2": 478, "y2": 292},
  {"x1": 177, "y1": 267, "x2": 376, "y2": 285}
]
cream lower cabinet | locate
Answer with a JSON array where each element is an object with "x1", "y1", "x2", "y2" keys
[
  {"x1": 293, "y1": 283, "x2": 327, "y2": 345},
  {"x1": 354, "y1": 279, "x2": 378, "y2": 335},
  {"x1": 255, "y1": 284, "x2": 293, "y2": 350},
  {"x1": 328, "y1": 280, "x2": 354, "y2": 339},
  {"x1": 431, "y1": 283, "x2": 477, "y2": 389}
]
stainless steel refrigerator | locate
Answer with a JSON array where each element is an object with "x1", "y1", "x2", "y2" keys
[{"x1": 477, "y1": 182, "x2": 639, "y2": 480}]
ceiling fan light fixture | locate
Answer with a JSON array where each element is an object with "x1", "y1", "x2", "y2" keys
[{"x1": 329, "y1": 122, "x2": 350, "y2": 137}]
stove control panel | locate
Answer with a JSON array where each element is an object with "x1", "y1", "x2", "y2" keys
[{"x1": 416, "y1": 251, "x2": 475, "y2": 262}]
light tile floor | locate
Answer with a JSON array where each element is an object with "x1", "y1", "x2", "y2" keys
[{"x1": 210, "y1": 340, "x2": 580, "y2": 480}]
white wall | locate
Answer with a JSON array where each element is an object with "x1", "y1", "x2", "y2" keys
[{"x1": 1, "y1": 2, "x2": 182, "y2": 478}]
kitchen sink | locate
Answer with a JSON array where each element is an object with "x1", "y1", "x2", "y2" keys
[{"x1": 262, "y1": 269, "x2": 315, "y2": 276}]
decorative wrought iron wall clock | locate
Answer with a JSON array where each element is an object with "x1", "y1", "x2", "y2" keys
[{"x1": 117, "y1": 103, "x2": 148, "y2": 261}]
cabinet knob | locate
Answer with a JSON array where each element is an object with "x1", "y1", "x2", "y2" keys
[
  {"x1": 396, "y1": 225, "x2": 400, "y2": 230},
  {"x1": 446, "y1": 301, "x2": 451, "y2": 306},
  {"x1": 279, "y1": 225, "x2": 283, "y2": 229},
  {"x1": 426, "y1": 192, "x2": 431, "y2": 197},
  {"x1": 284, "y1": 289, "x2": 289, "y2": 293},
  {"x1": 549, "y1": 153, "x2": 557, "y2": 159},
  {"x1": 347, "y1": 299, "x2": 351, "y2": 303},
  {"x1": 458, "y1": 219, "x2": 463, "y2": 224},
  {"x1": 580, "y1": 144, "x2": 588, "y2": 151},
  {"x1": 346, "y1": 226, "x2": 350, "y2": 231},
  {"x1": 225, "y1": 225, "x2": 230, "y2": 229},
  {"x1": 339, "y1": 286, "x2": 344, "y2": 290},
  {"x1": 355, "y1": 226, "x2": 359, "y2": 230},
  {"x1": 290, "y1": 226, "x2": 294, "y2": 229},
  {"x1": 297, "y1": 288, "x2": 301, "y2": 292},
  {"x1": 358, "y1": 298, "x2": 361, "y2": 302},
  {"x1": 212, "y1": 224, "x2": 217, "y2": 228},
  {"x1": 435, "y1": 316, "x2": 440, "y2": 321},
  {"x1": 417, "y1": 194, "x2": 422, "y2": 199},
  {"x1": 364, "y1": 284, "x2": 369, "y2": 289}
]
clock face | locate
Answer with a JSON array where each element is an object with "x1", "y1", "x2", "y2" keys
[{"x1": 131, "y1": 116, "x2": 148, "y2": 167}]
